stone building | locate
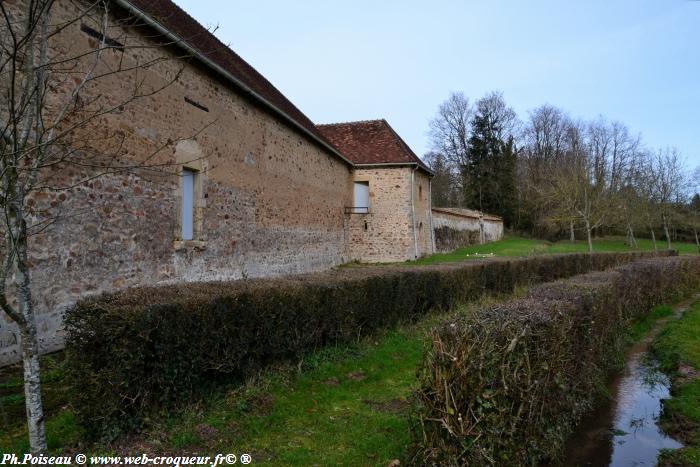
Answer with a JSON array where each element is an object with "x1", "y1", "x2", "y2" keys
[
  {"x1": 318, "y1": 120, "x2": 435, "y2": 263},
  {"x1": 0, "y1": 0, "x2": 434, "y2": 364}
]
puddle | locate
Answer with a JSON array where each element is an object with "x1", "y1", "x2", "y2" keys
[{"x1": 562, "y1": 301, "x2": 692, "y2": 466}]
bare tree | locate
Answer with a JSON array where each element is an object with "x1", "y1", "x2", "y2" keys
[
  {"x1": 523, "y1": 104, "x2": 569, "y2": 167},
  {"x1": 616, "y1": 183, "x2": 641, "y2": 248},
  {"x1": 423, "y1": 151, "x2": 461, "y2": 207},
  {"x1": 519, "y1": 105, "x2": 572, "y2": 235},
  {"x1": 539, "y1": 118, "x2": 586, "y2": 242},
  {"x1": 429, "y1": 92, "x2": 473, "y2": 201},
  {"x1": 606, "y1": 124, "x2": 643, "y2": 247},
  {"x1": 586, "y1": 117, "x2": 612, "y2": 190},
  {"x1": 473, "y1": 91, "x2": 519, "y2": 142},
  {"x1": 688, "y1": 193, "x2": 700, "y2": 253},
  {"x1": 564, "y1": 156, "x2": 609, "y2": 253},
  {"x1": 543, "y1": 163, "x2": 580, "y2": 242},
  {"x1": 1, "y1": 0, "x2": 200, "y2": 451},
  {"x1": 633, "y1": 151, "x2": 660, "y2": 251},
  {"x1": 652, "y1": 148, "x2": 687, "y2": 249},
  {"x1": 608, "y1": 121, "x2": 640, "y2": 193}
]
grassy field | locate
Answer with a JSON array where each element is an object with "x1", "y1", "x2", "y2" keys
[
  {"x1": 164, "y1": 328, "x2": 424, "y2": 465},
  {"x1": 654, "y1": 300, "x2": 700, "y2": 465},
  {"x1": 411, "y1": 236, "x2": 700, "y2": 265}
]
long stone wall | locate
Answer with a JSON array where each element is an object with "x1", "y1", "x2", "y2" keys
[{"x1": 432, "y1": 208, "x2": 504, "y2": 252}]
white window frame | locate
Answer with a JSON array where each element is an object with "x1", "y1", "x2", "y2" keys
[
  {"x1": 353, "y1": 181, "x2": 370, "y2": 214},
  {"x1": 181, "y1": 168, "x2": 196, "y2": 240}
]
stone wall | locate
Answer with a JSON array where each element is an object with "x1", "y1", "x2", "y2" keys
[
  {"x1": 345, "y1": 167, "x2": 434, "y2": 263},
  {"x1": 0, "y1": 0, "x2": 353, "y2": 365},
  {"x1": 345, "y1": 168, "x2": 414, "y2": 263},
  {"x1": 483, "y1": 216, "x2": 504, "y2": 242},
  {"x1": 413, "y1": 171, "x2": 435, "y2": 257},
  {"x1": 432, "y1": 209, "x2": 504, "y2": 252}
]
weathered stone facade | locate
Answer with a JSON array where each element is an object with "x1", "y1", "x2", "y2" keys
[
  {"x1": 316, "y1": 120, "x2": 436, "y2": 263},
  {"x1": 432, "y1": 208, "x2": 504, "y2": 252},
  {"x1": 0, "y1": 0, "x2": 354, "y2": 365},
  {"x1": 0, "y1": 0, "x2": 438, "y2": 365},
  {"x1": 344, "y1": 167, "x2": 434, "y2": 263},
  {"x1": 413, "y1": 170, "x2": 435, "y2": 257}
]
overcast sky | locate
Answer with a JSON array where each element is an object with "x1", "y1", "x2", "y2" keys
[{"x1": 174, "y1": 0, "x2": 700, "y2": 168}]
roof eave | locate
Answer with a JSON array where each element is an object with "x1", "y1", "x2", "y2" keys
[
  {"x1": 354, "y1": 162, "x2": 434, "y2": 176},
  {"x1": 115, "y1": 0, "x2": 354, "y2": 168}
]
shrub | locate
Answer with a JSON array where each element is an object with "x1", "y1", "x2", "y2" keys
[
  {"x1": 411, "y1": 255, "x2": 700, "y2": 466},
  {"x1": 64, "y1": 250, "x2": 671, "y2": 440}
]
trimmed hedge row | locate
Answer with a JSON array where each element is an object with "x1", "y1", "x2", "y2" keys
[
  {"x1": 411, "y1": 255, "x2": 700, "y2": 466},
  {"x1": 65, "y1": 250, "x2": 671, "y2": 440}
]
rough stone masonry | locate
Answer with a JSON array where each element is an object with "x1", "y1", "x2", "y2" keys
[{"x1": 0, "y1": 0, "x2": 446, "y2": 365}]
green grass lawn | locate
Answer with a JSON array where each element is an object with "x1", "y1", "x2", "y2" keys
[
  {"x1": 627, "y1": 304, "x2": 675, "y2": 342},
  {"x1": 0, "y1": 354, "x2": 78, "y2": 453},
  {"x1": 411, "y1": 236, "x2": 700, "y2": 265},
  {"x1": 164, "y1": 329, "x2": 425, "y2": 466},
  {"x1": 653, "y1": 299, "x2": 700, "y2": 465}
]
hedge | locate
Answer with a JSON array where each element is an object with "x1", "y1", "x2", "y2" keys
[
  {"x1": 64, "y1": 250, "x2": 671, "y2": 440},
  {"x1": 411, "y1": 255, "x2": 700, "y2": 466}
]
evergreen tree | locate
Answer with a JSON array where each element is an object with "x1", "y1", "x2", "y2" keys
[
  {"x1": 465, "y1": 94, "x2": 518, "y2": 227},
  {"x1": 691, "y1": 193, "x2": 700, "y2": 211}
]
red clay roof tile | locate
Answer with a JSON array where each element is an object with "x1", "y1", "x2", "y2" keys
[{"x1": 317, "y1": 120, "x2": 433, "y2": 174}]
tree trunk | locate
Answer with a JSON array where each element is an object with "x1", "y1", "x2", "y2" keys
[
  {"x1": 662, "y1": 214, "x2": 672, "y2": 249},
  {"x1": 694, "y1": 228, "x2": 700, "y2": 254},
  {"x1": 18, "y1": 320, "x2": 47, "y2": 454},
  {"x1": 650, "y1": 228, "x2": 658, "y2": 252},
  {"x1": 585, "y1": 219, "x2": 593, "y2": 253},
  {"x1": 479, "y1": 216, "x2": 485, "y2": 245},
  {"x1": 569, "y1": 220, "x2": 575, "y2": 243},
  {"x1": 628, "y1": 224, "x2": 637, "y2": 249},
  {"x1": 15, "y1": 217, "x2": 47, "y2": 454}
]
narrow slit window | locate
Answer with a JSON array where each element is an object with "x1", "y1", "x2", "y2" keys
[
  {"x1": 184, "y1": 97, "x2": 209, "y2": 112},
  {"x1": 80, "y1": 23, "x2": 124, "y2": 49},
  {"x1": 181, "y1": 169, "x2": 196, "y2": 240},
  {"x1": 353, "y1": 181, "x2": 369, "y2": 214}
]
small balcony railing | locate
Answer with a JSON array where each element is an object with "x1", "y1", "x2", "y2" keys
[{"x1": 345, "y1": 206, "x2": 369, "y2": 214}]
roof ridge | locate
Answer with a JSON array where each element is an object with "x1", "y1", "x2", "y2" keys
[{"x1": 317, "y1": 119, "x2": 386, "y2": 127}]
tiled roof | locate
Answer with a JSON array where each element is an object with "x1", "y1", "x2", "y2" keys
[
  {"x1": 122, "y1": 0, "x2": 348, "y2": 163},
  {"x1": 432, "y1": 207, "x2": 502, "y2": 222},
  {"x1": 317, "y1": 120, "x2": 433, "y2": 174}
]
